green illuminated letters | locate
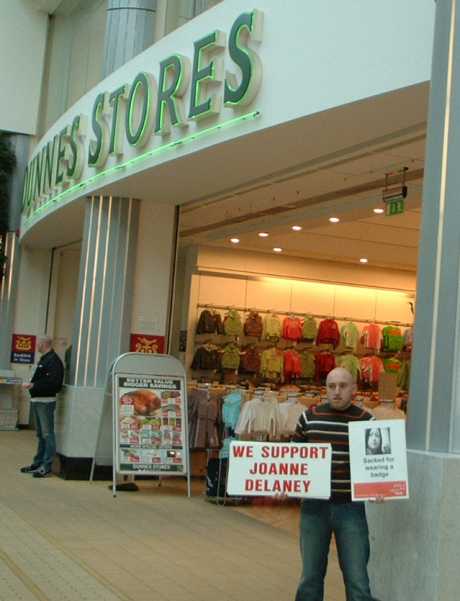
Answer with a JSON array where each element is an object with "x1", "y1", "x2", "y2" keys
[
  {"x1": 67, "y1": 115, "x2": 86, "y2": 180},
  {"x1": 126, "y1": 73, "x2": 155, "y2": 147},
  {"x1": 109, "y1": 85, "x2": 128, "y2": 155},
  {"x1": 155, "y1": 55, "x2": 190, "y2": 135},
  {"x1": 88, "y1": 92, "x2": 110, "y2": 168},
  {"x1": 188, "y1": 31, "x2": 226, "y2": 121},
  {"x1": 224, "y1": 10, "x2": 263, "y2": 106}
]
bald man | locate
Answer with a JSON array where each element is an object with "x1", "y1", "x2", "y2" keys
[
  {"x1": 293, "y1": 367, "x2": 377, "y2": 601},
  {"x1": 21, "y1": 336, "x2": 64, "y2": 478}
]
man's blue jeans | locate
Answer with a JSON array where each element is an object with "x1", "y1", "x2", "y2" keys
[
  {"x1": 295, "y1": 499, "x2": 375, "y2": 601},
  {"x1": 31, "y1": 401, "x2": 56, "y2": 472}
]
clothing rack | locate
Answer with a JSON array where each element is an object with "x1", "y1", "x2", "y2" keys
[{"x1": 197, "y1": 304, "x2": 413, "y2": 328}]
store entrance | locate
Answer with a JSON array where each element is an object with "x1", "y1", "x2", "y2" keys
[{"x1": 176, "y1": 156, "x2": 421, "y2": 512}]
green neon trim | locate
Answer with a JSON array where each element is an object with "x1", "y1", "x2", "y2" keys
[{"x1": 23, "y1": 111, "x2": 261, "y2": 223}]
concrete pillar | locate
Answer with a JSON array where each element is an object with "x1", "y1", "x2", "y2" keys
[
  {"x1": 368, "y1": 2, "x2": 460, "y2": 599},
  {"x1": 103, "y1": 0, "x2": 157, "y2": 77},
  {"x1": 70, "y1": 196, "x2": 139, "y2": 388},
  {"x1": 55, "y1": 4, "x2": 179, "y2": 475}
]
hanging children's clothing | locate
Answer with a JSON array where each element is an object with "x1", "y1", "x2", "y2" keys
[
  {"x1": 221, "y1": 343, "x2": 241, "y2": 370},
  {"x1": 360, "y1": 355, "x2": 384, "y2": 386},
  {"x1": 224, "y1": 309, "x2": 243, "y2": 337},
  {"x1": 283, "y1": 349, "x2": 302, "y2": 380},
  {"x1": 316, "y1": 319, "x2": 340, "y2": 347},
  {"x1": 191, "y1": 344, "x2": 220, "y2": 370},
  {"x1": 315, "y1": 352, "x2": 336, "y2": 383},
  {"x1": 240, "y1": 346, "x2": 261, "y2": 373},
  {"x1": 340, "y1": 322, "x2": 360, "y2": 351},
  {"x1": 235, "y1": 394, "x2": 281, "y2": 438},
  {"x1": 383, "y1": 356, "x2": 402, "y2": 375},
  {"x1": 302, "y1": 315, "x2": 317, "y2": 342},
  {"x1": 188, "y1": 388, "x2": 221, "y2": 449},
  {"x1": 278, "y1": 396, "x2": 305, "y2": 435},
  {"x1": 282, "y1": 316, "x2": 303, "y2": 341},
  {"x1": 300, "y1": 350, "x2": 316, "y2": 380},
  {"x1": 361, "y1": 323, "x2": 381, "y2": 351},
  {"x1": 196, "y1": 309, "x2": 224, "y2": 335},
  {"x1": 263, "y1": 313, "x2": 282, "y2": 341},
  {"x1": 381, "y1": 325, "x2": 404, "y2": 352},
  {"x1": 336, "y1": 354, "x2": 361, "y2": 380},
  {"x1": 260, "y1": 347, "x2": 284, "y2": 380},
  {"x1": 244, "y1": 311, "x2": 263, "y2": 337}
]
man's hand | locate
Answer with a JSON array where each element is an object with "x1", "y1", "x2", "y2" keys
[
  {"x1": 22, "y1": 383, "x2": 33, "y2": 390},
  {"x1": 273, "y1": 493, "x2": 289, "y2": 502},
  {"x1": 369, "y1": 495, "x2": 385, "y2": 503}
]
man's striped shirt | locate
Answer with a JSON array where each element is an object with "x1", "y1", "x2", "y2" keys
[{"x1": 294, "y1": 402, "x2": 374, "y2": 503}]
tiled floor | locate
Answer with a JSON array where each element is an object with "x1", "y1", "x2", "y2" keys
[{"x1": 0, "y1": 430, "x2": 345, "y2": 601}]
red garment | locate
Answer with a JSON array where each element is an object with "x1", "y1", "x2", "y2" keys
[
  {"x1": 360, "y1": 356, "x2": 384, "y2": 384},
  {"x1": 362, "y1": 324, "x2": 381, "y2": 351},
  {"x1": 316, "y1": 319, "x2": 340, "y2": 347},
  {"x1": 284, "y1": 349, "x2": 302, "y2": 379},
  {"x1": 282, "y1": 317, "x2": 303, "y2": 341},
  {"x1": 314, "y1": 352, "x2": 336, "y2": 382}
]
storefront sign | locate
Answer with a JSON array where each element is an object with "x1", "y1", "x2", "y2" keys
[
  {"x1": 22, "y1": 9, "x2": 263, "y2": 222},
  {"x1": 349, "y1": 419, "x2": 409, "y2": 500},
  {"x1": 115, "y1": 373, "x2": 186, "y2": 474},
  {"x1": 130, "y1": 334, "x2": 165, "y2": 354},
  {"x1": 11, "y1": 334, "x2": 36, "y2": 364},
  {"x1": 227, "y1": 441, "x2": 332, "y2": 498}
]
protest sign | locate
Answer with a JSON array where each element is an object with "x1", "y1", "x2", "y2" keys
[
  {"x1": 227, "y1": 441, "x2": 331, "y2": 498},
  {"x1": 349, "y1": 419, "x2": 409, "y2": 501}
]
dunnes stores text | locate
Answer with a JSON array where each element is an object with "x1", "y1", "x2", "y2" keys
[{"x1": 22, "y1": 10, "x2": 263, "y2": 219}]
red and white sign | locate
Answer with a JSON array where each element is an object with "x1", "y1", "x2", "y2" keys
[
  {"x1": 227, "y1": 441, "x2": 332, "y2": 498},
  {"x1": 130, "y1": 334, "x2": 165, "y2": 354},
  {"x1": 349, "y1": 419, "x2": 409, "y2": 501}
]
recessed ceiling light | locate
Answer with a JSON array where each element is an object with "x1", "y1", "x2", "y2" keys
[
  {"x1": 291, "y1": 225, "x2": 302, "y2": 231},
  {"x1": 273, "y1": 247, "x2": 283, "y2": 253},
  {"x1": 360, "y1": 257, "x2": 369, "y2": 264},
  {"x1": 258, "y1": 232, "x2": 269, "y2": 238},
  {"x1": 229, "y1": 237, "x2": 240, "y2": 244},
  {"x1": 329, "y1": 217, "x2": 340, "y2": 223},
  {"x1": 373, "y1": 208, "x2": 385, "y2": 214}
]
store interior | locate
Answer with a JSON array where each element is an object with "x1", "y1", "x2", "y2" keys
[{"x1": 176, "y1": 128, "x2": 423, "y2": 506}]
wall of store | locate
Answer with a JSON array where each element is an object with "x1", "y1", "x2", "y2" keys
[
  {"x1": 197, "y1": 246, "x2": 417, "y2": 291},
  {"x1": 0, "y1": 0, "x2": 48, "y2": 134},
  {"x1": 183, "y1": 245, "x2": 416, "y2": 368}
]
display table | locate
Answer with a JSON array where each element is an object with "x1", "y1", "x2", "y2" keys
[{"x1": 0, "y1": 370, "x2": 23, "y2": 430}]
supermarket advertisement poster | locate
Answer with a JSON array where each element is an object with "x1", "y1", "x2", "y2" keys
[{"x1": 115, "y1": 375, "x2": 186, "y2": 475}]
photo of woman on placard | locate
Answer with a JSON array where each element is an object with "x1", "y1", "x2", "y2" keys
[{"x1": 365, "y1": 427, "x2": 391, "y2": 455}]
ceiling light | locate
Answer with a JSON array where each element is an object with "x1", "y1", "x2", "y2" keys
[
  {"x1": 273, "y1": 247, "x2": 283, "y2": 253},
  {"x1": 291, "y1": 225, "x2": 302, "y2": 231},
  {"x1": 373, "y1": 208, "x2": 385, "y2": 214},
  {"x1": 229, "y1": 237, "x2": 240, "y2": 244},
  {"x1": 360, "y1": 258, "x2": 369, "y2": 264},
  {"x1": 329, "y1": 217, "x2": 340, "y2": 223},
  {"x1": 258, "y1": 232, "x2": 269, "y2": 238}
]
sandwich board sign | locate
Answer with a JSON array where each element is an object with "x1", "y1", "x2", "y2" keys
[{"x1": 91, "y1": 353, "x2": 190, "y2": 498}]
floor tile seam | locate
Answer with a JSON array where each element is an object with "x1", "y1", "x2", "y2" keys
[{"x1": 0, "y1": 547, "x2": 48, "y2": 601}]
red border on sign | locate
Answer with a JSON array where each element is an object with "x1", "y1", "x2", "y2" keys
[{"x1": 354, "y1": 481, "x2": 407, "y2": 498}]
